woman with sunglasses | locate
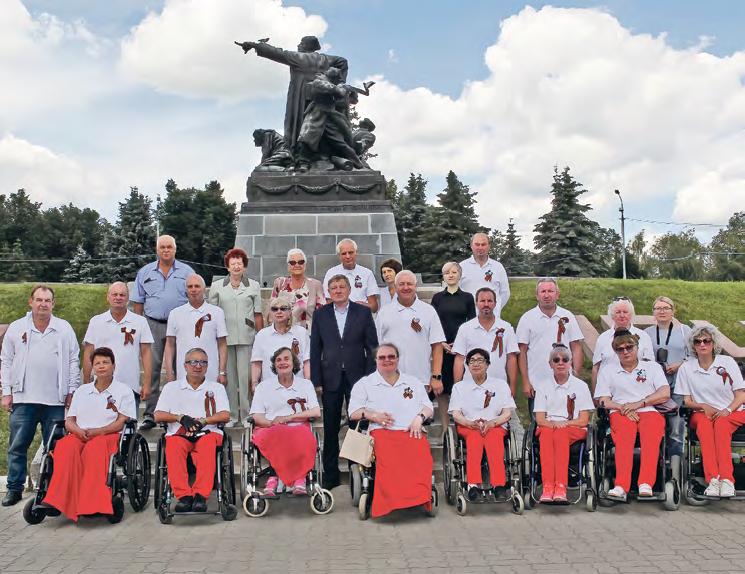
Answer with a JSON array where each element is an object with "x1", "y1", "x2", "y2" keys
[
  {"x1": 533, "y1": 344, "x2": 594, "y2": 503},
  {"x1": 449, "y1": 348, "x2": 515, "y2": 502},
  {"x1": 594, "y1": 329, "x2": 670, "y2": 501},
  {"x1": 271, "y1": 249, "x2": 325, "y2": 330},
  {"x1": 348, "y1": 343, "x2": 434, "y2": 517},
  {"x1": 251, "y1": 296, "x2": 310, "y2": 391},
  {"x1": 592, "y1": 297, "x2": 654, "y2": 392},
  {"x1": 676, "y1": 325, "x2": 745, "y2": 498}
]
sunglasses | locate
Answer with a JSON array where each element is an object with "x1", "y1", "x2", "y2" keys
[
  {"x1": 552, "y1": 357, "x2": 571, "y2": 364},
  {"x1": 614, "y1": 345, "x2": 637, "y2": 354},
  {"x1": 376, "y1": 354, "x2": 398, "y2": 361},
  {"x1": 468, "y1": 358, "x2": 487, "y2": 365},
  {"x1": 693, "y1": 338, "x2": 713, "y2": 346},
  {"x1": 288, "y1": 260, "x2": 305, "y2": 266},
  {"x1": 185, "y1": 360, "x2": 208, "y2": 367},
  {"x1": 270, "y1": 306, "x2": 290, "y2": 312},
  {"x1": 612, "y1": 296, "x2": 631, "y2": 302}
]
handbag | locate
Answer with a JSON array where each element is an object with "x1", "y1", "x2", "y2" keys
[
  {"x1": 340, "y1": 424, "x2": 375, "y2": 467},
  {"x1": 655, "y1": 398, "x2": 679, "y2": 415}
]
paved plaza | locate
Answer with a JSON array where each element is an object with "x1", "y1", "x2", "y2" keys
[{"x1": 1, "y1": 488, "x2": 745, "y2": 574}]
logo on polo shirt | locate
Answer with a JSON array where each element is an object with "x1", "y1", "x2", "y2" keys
[
  {"x1": 485, "y1": 270, "x2": 493, "y2": 282},
  {"x1": 636, "y1": 369, "x2": 647, "y2": 383},
  {"x1": 291, "y1": 338, "x2": 300, "y2": 356},
  {"x1": 121, "y1": 327, "x2": 137, "y2": 345},
  {"x1": 484, "y1": 389, "x2": 495, "y2": 408},
  {"x1": 567, "y1": 393, "x2": 576, "y2": 420},
  {"x1": 195, "y1": 314, "x2": 212, "y2": 337},
  {"x1": 717, "y1": 367, "x2": 733, "y2": 386},
  {"x1": 354, "y1": 275, "x2": 362, "y2": 288},
  {"x1": 403, "y1": 387, "x2": 414, "y2": 399},
  {"x1": 287, "y1": 397, "x2": 308, "y2": 413},
  {"x1": 411, "y1": 318, "x2": 422, "y2": 333},
  {"x1": 106, "y1": 396, "x2": 119, "y2": 413},
  {"x1": 205, "y1": 390, "x2": 216, "y2": 417}
]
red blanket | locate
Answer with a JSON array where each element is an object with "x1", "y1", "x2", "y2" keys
[
  {"x1": 370, "y1": 429, "x2": 433, "y2": 517},
  {"x1": 252, "y1": 424, "x2": 317, "y2": 485}
]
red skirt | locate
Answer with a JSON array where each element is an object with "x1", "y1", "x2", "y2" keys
[
  {"x1": 370, "y1": 429, "x2": 433, "y2": 518},
  {"x1": 252, "y1": 424, "x2": 317, "y2": 485}
]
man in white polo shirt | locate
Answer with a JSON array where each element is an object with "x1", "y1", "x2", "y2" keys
[
  {"x1": 155, "y1": 347, "x2": 230, "y2": 513},
  {"x1": 516, "y1": 277, "x2": 584, "y2": 415},
  {"x1": 322, "y1": 238, "x2": 379, "y2": 313},
  {"x1": 164, "y1": 274, "x2": 228, "y2": 386},
  {"x1": 375, "y1": 270, "x2": 445, "y2": 393},
  {"x1": 459, "y1": 232, "x2": 510, "y2": 315},
  {"x1": 452, "y1": 287, "x2": 519, "y2": 394},
  {"x1": 83, "y1": 282, "x2": 154, "y2": 412}
]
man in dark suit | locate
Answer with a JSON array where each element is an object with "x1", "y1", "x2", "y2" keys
[{"x1": 311, "y1": 274, "x2": 378, "y2": 490}]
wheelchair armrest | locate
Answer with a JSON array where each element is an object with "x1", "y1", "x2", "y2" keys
[
  {"x1": 123, "y1": 419, "x2": 137, "y2": 429},
  {"x1": 679, "y1": 405, "x2": 693, "y2": 421},
  {"x1": 585, "y1": 424, "x2": 595, "y2": 450},
  {"x1": 354, "y1": 419, "x2": 371, "y2": 432},
  {"x1": 245, "y1": 415, "x2": 255, "y2": 425},
  {"x1": 216, "y1": 422, "x2": 226, "y2": 430},
  {"x1": 53, "y1": 418, "x2": 67, "y2": 426},
  {"x1": 596, "y1": 405, "x2": 609, "y2": 421}
]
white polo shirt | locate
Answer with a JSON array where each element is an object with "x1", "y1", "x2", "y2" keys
[
  {"x1": 348, "y1": 371, "x2": 433, "y2": 431},
  {"x1": 375, "y1": 297, "x2": 446, "y2": 386},
  {"x1": 676, "y1": 355, "x2": 745, "y2": 412},
  {"x1": 452, "y1": 317, "x2": 519, "y2": 382},
  {"x1": 166, "y1": 302, "x2": 228, "y2": 381},
  {"x1": 594, "y1": 360, "x2": 669, "y2": 413},
  {"x1": 322, "y1": 263, "x2": 378, "y2": 302},
  {"x1": 593, "y1": 325, "x2": 654, "y2": 368},
  {"x1": 67, "y1": 380, "x2": 136, "y2": 430},
  {"x1": 83, "y1": 310, "x2": 154, "y2": 393},
  {"x1": 251, "y1": 325, "x2": 310, "y2": 378},
  {"x1": 534, "y1": 375, "x2": 595, "y2": 422},
  {"x1": 459, "y1": 256, "x2": 510, "y2": 314},
  {"x1": 516, "y1": 305, "x2": 583, "y2": 393},
  {"x1": 448, "y1": 377, "x2": 515, "y2": 429},
  {"x1": 155, "y1": 378, "x2": 230, "y2": 436},
  {"x1": 250, "y1": 375, "x2": 320, "y2": 424}
]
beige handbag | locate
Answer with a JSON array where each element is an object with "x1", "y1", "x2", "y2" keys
[{"x1": 340, "y1": 425, "x2": 375, "y2": 467}]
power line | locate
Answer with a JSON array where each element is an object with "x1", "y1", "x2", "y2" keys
[{"x1": 626, "y1": 217, "x2": 727, "y2": 227}]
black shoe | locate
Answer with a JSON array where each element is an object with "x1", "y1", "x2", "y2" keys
[
  {"x1": 494, "y1": 486, "x2": 509, "y2": 502},
  {"x1": 139, "y1": 419, "x2": 156, "y2": 431},
  {"x1": 467, "y1": 486, "x2": 481, "y2": 502},
  {"x1": 2, "y1": 490, "x2": 22, "y2": 507},
  {"x1": 174, "y1": 496, "x2": 193, "y2": 512},
  {"x1": 191, "y1": 494, "x2": 207, "y2": 512},
  {"x1": 322, "y1": 477, "x2": 340, "y2": 491}
]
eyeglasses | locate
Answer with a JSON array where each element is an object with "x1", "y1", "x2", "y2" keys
[
  {"x1": 270, "y1": 306, "x2": 290, "y2": 312},
  {"x1": 693, "y1": 338, "x2": 713, "y2": 346},
  {"x1": 468, "y1": 358, "x2": 487, "y2": 365},
  {"x1": 376, "y1": 354, "x2": 398, "y2": 361},
  {"x1": 653, "y1": 306, "x2": 672, "y2": 312},
  {"x1": 185, "y1": 360, "x2": 208, "y2": 367},
  {"x1": 552, "y1": 357, "x2": 571, "y2": 364},
  {"x1": 288, "y1": 260, "x2": 305, "y2": 266},
  {"x1": 612, "y1": 296, "x2": 631, "y2": 302},
  {"x1": 614, "y1": 345, "x2": 637, "y2": 354}
]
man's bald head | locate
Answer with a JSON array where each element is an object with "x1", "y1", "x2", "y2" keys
[
  {"x1": 186, "y1": 273, "x2": 206, "y2": 305},
  {"x1": 107, "y1": 281, "x2": 129, "y2": 312},
  {"x1": 470, "y1": 232, "x2": 490, "y2": 262}
]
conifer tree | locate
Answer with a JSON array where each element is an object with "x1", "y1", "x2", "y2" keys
[
  {"x1": 392, "y1": 174, "x2": 430, "y2": 271},
  {"x1": 62, "y1": 244, "x2": 94, "y2": 283}
]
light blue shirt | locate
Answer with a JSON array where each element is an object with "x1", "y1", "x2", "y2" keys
[
  {"x1": 333, "y1": 303, "x2": 349, "y2": 336},
  {"x1": 130, "y1": 259, "x2": 195, "y2": 321}
]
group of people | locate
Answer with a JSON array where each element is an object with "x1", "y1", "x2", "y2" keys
[{"x1": 1, "y1": 232, "x2": 743, "y2": 520}]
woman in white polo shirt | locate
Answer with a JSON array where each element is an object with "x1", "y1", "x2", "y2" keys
[
  {"x1": 594, "y1": 329, "x2": 670, "y2": 501},
  {"x1": 534, "y1": 343, "x2": 594, "y2": 503},
  {"x1": 250, "y1": 347, "x2": 320, "y2": 497},
  {"x1": 449, "y1": 347, "x2": 514, "y2": 502},
  {"x1": 44, "y1": 347, "x2": 136, "y2": 521},
  {"x1": 676, "y1": 324, "x2": 745, "y2": 498},
  {"x1": 348, "y1": 343, "x2": 434, "y2": 518}
]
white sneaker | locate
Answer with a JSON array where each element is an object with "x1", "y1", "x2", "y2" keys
[
  {"x1": 638, "y1": 483, "x2": 653, "y2": 497},
  {"x1": 607, "y1": 486, "x2": 627, "y2": 500},
  {"x1": 720, "y1": 479, "x2": 736, "y2": 498},
  {"x1": 704, "y1": 477, "x2": 721, "y2": 497}
]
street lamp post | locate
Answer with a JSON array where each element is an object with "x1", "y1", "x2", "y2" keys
[{"x1": 615, "y1": 189, "x2": 626, "y2": 280}]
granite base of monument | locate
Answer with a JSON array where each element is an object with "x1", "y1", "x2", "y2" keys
[{"x1": 235, "y1": 170, "x2": 402, "y2": 287}]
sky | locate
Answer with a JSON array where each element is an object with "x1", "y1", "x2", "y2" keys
[{"x1": 2, "y1": 0, "x2": 745, "y2": 250}]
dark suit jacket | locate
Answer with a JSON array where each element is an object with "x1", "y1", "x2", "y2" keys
[{"x1": 310, "y1": 301, "x2": 377, "y2": 392}]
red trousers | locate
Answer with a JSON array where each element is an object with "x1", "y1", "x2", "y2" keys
[
  {"x1": 370, "y1": 430, "x2": 433, "y2": 517},
  {"x1": 457, "y1": 426, "x2": 507, "y2": 486},
  {"x1": 690, "y1": 410, "x2": 745, "y2": 482},
  {"x1": 165, "y1": 433, "x2": 222, "y2": 499},
  {"x1": 610, "y1": 411, "x2": 665, "y2": 491},
  {"x1": 536, "y1": 426, "x2": 586, "y2": 488},
  {"x1": 252, "y1": 424, "x2": 316, "y2": 485},
  {"x1": 44, "y1": 433, "x2": 120, "y2": 521}
]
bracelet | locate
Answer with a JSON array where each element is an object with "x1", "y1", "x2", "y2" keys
[
  {"x1": 726, "y1": 407, "x2": 733, "y2": 414},
  {"x1": 419, "y1": 413, "x2": 426, "y2": 423}
]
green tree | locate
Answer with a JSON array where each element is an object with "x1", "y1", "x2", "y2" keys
[
  {"x1": 62, "y1": 244, "x2": 94, "y2": 283},
  {"x1": 418, "y1": 171, "x2": 487, "y2": 278},
  {"x1": 392, "y1": 174, "x2": 430, "y2": 271},
  {"x1": 647, "y1": 229, "x2": 705, "y2": 280},
  {"x1": 501, "y1": 219, "x2": 534, "y2": 276},
  {"x1": 533, "y1": 167, "x2": 606, "y2": 277},
  {"x1": 0, "y1": 239, "x2": 34, "y2": 282},
  {"x1": 708, "y1": 212, "x2": 745, "y2": 281},
  {"x1": 488, "y1": 228, "x2": 506, "y2": 261}
]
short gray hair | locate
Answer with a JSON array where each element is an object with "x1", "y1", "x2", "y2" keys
[
  {"x1": 535, "y1": 277, "x2": 559, "y2": 293},
  {"x1": 268, "y1": 296, "x2": 293, "y2": 326},
  {"x1": 549, "y1": 343, "x2": 571, "y2": 362},
  {"x1": 336, "y1": 238, "x2": 358, "y2": 254},
  {"x1": 185, "y1": 347, "x2": 207, "y2": 361},
  {"x1": 394, "y1": 270, "x2": 417, "y2": 285},
  {"x1": 286, "y1": 248, "x2": 306, "y2": 263},
  {"x1": 186, "y1": 273, "x2": 206, "y2": 288},
  {"x1": 688, "y1": 324, "x2": 724, "y2": 358},
  {"x1": 608, "y1": 297, "x2": 635, "y2": 320}
]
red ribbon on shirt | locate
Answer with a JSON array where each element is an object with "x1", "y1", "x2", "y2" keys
[
  {"x1": 411, "y1": 318, "x2": 422, "y2": 333},
  {"x1": 557, "y1": 317, "x2": 569, "y2": 343},
  {"x1": 204, "y1": 391, "x2": 216, "y2": 417},
  {"x1": 484, "y1": 389, "x2": 496, "y2": 408},
  {"x1": 291, "y1": 337, "x2": 300, "y2": 356},
  {"x1": 22, "y1": 332, "x2": 27, "y2": 344},
  {"x1": 403, "y1": 387, "x2": 414, "y2": 399},
  {"x1": 717, "y1": 367, "x2": 733, "y2": 386},
  {"x1": 121, "y1": 327, "x2": 136, "y2": 346},
  {"x1": 195, "y1": 314, "x2": 212, "y2": 337},
  {"x1": 566, "y1": 393, "x2": 576, "y2": 421},
  {"x1": 492, "y1": 328, "x2": 505, "y2": 357},
  {"x1": 106, "y1": 396, "x2": 119, "y2": 414},
  {"x1": 485, "y1": 270, "x2": 493, "y2": 282},
  {"x1": 287, "y1": 398, "x2": 308, "y2": 413}
]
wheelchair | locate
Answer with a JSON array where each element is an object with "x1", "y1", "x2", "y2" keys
[
  {"x1": 349, "y1": 420, "x2": 439, "y2": 520},
  {"x1": 153, "y1": 423, "x2": 237, "y2": 523},
  {"x1": 239, "y1": 416, "x2": 333, "y2": 517},
  {"x1": 595, "y1": 404, "x2": 680, "y2": 510},
  {"x1": 521, "y1": 420, "x2": 597, "y2": 512},
  {"x1": 23, "y1": 419, "x2": 151, "y2": 524},
  {"x1": 441, "y1": 419, "x2": 523, "y2": 516}
]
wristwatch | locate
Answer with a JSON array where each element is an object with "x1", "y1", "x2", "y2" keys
[
  {"x1": 431, "y1": 374, "x2": 442, "y2": 381},
  {"x1": 219, "y1": 371, "x2": 228, "y2": 376},
  {"x1": 419, "y1": 413, "x2": 426, "y2": 423}
]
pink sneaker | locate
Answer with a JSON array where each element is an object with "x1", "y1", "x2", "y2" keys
[
  {"x1": 540, "y1": 484, "x2": 554, "y2": 503},
  {"x1": 553, "y1": 484, "x2": 567, "y2": 502},
  {"x1": 292, "y1": 478, "x2": 307, "y2": 495},
  {"x1": 262, "y1": 476, "x2": 278, "y2": 497}
]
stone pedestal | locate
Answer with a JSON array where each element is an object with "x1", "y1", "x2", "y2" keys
[{"x1": 236, "y1": 170, "x2": 402, "y2": 287}]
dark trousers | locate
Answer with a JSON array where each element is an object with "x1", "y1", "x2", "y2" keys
[
  {"x1": 144, "y1": 318, "x2": 172, "y2": 420},
  {"x1": 7, "y1": 404, "x2": 65, "y2": 492},
  {"x1": 322, "y1": 372, "x2": 353, "y2": 485}
]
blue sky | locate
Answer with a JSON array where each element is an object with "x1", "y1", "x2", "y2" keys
[{"x1": 4, "y1": 0, "x2": 745, "y2": 248}]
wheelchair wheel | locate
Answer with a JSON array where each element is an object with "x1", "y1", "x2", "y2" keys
[
  {"x1": 443, "y1": 426, "x2": 457, "y2": 505},
  {"x1": 663, "y1": 480, "x2": 680, "y2": 511},
  {"x1": 243, "y1": 494, "x2": 269, "y2": 517},
  {"x1": 358, "y1": 492, "x2": 370, "y2": 520},
  {"x1": 240, "y1": 432, "x2": 249, "y2": 504},
  {"x1": 456, "y1": 493, "x2": 467, "y2": 516},
  {"x1": 221, "y1": 503, "x2": 238, "y2": 521},
  {"x1": 107, "y1": 496, "x2": 125, "y2": 524},
  {"x1": 524, "y1": 489, "x2": 536, "y2": 510},
  {"x1": 427, "y1": 489, "x2": 438, "y2": 517},
  {"x1": 586, "y1": 490, "x2": 597, "y2": 512},
  {"x1": 158, "y1": 504, "x2": 172, "y2": 524},
  {"x1": 349, "y1": 463, "x2": 363, "y2": 507},
  {"x1": 154, "y1": 437, "x2": 166, "y2": 511},
  {"x1": 223, "y1": 435, "x2": 236, "y2": 506},
  {"x1": 598, "y1": 477, "x2": 615, "y2": 507},
  {"x1": 22, "y1": 499, "x2": 46, "y2": 525},
  {"x1": 126, "y1": 432, "x2": 151, "y2": 512},
  {"x1": 311, "y1": 488, "x2": 334, "y2": 515},
  {"x1": 683, "y1": 481, "x2": 707, "y2": 506},
  {"x1": 511, "y1": 492, "x2": 524, "y2": 515}
]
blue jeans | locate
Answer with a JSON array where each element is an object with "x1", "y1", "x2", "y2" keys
[{"x1": 7, "y1": 403, "x2": 65, "y2": 492}]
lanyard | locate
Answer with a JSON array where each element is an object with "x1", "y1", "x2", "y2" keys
[{"x1": 656, "y1": 323, "x2": 673, "y2": 346}]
